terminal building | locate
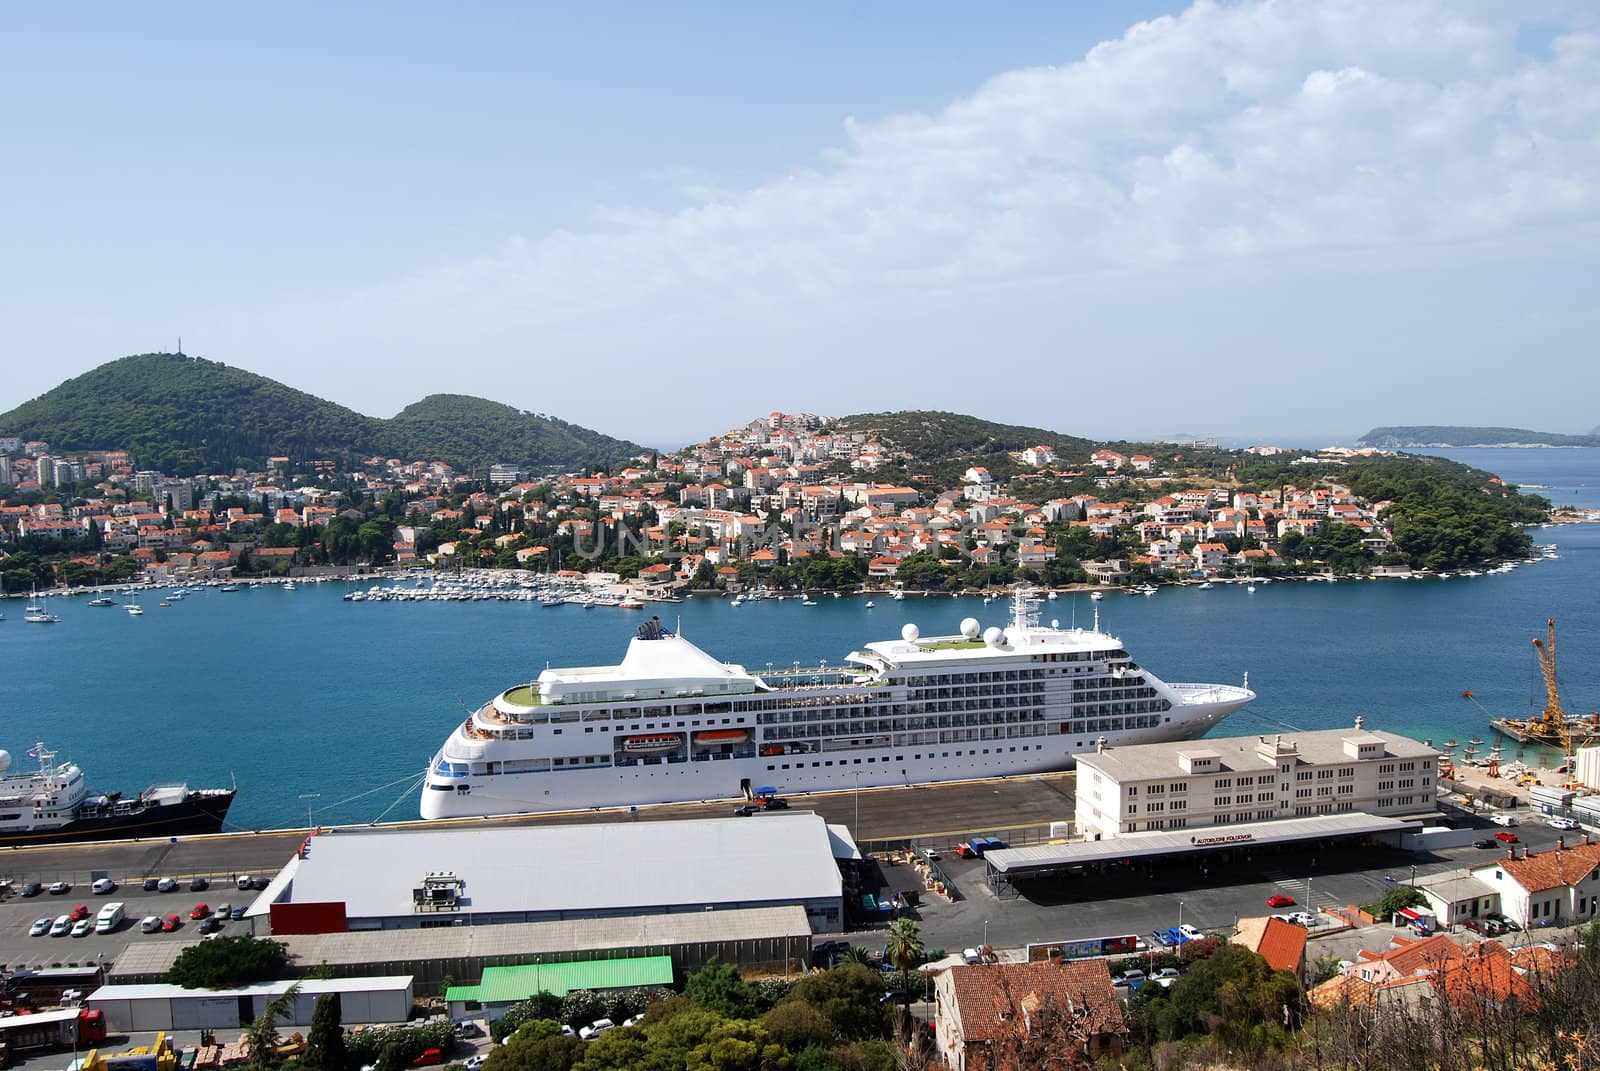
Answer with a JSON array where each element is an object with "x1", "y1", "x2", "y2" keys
[
  {"x1": 264, "y1": 813, "x2": 851, "y2": 935},
  {"x1": 980, "y1": 720, "x2": 1439, "y2": 897},
  {"x1": 1074, "y1": 719, "x2": 1438, "y2": 838}
]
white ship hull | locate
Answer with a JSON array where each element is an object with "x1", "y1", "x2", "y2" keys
[
  {"x1": 420, "y1": 592, "x2": 1254, "y2": 821},
  {"x1": 420, "y1": 691, "x2": 1244, "y2": 819}
]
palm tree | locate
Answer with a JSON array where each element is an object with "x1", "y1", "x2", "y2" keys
[
  {"x1": 839, "y1": 944, "x2": 874, "y2": 966},
  {"x1": 885, "y1": 918, "x2": 925, "y2": 1031},
  {"x1": 246, "y1": 982, "x2": 303, "y2": 1071}
]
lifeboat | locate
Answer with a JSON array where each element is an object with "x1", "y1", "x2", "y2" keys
[
  {"x1": 694, "y1": 729, "x2": 751, "y2": 745},
  {"x1": 759, "y1": 744, "x2": 784, "y2": 757},
  {"x1": 622, "y1": 733, "x2": 683, "y2": 754}
]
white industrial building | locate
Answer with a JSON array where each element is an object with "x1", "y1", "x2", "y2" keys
[
  {"x1": 88, "y1": 977, "x2": 413, "y2": 1032},
  {"x1": 1073, "y1": 719, "x2": 1438, "y2": 839},
  {"x1": 268, "y1": 813, "x2": 850, "y2": 934}
]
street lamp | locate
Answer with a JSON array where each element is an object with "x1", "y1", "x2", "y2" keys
[
  {"x1": 1410, "y1": 864, "x2": 1417, "y2": 887},
  {"x1": 1178, "y1": 900, "x2": 1184, "y2": 933},
  {"x1": 299, "y1": 793, "x2": 320, "y2": 830},
  {"x1": 983, "y1": 919, "x2": 989, "y2": 950}
]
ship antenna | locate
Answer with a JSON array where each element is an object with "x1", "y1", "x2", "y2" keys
[{"x1": 1093, "y1": 604, "x2": 1100, "y2": 633}]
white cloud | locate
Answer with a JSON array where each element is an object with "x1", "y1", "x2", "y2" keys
[{"x1": 315, "y1": 0, "x2": 1600, "y2": 439}]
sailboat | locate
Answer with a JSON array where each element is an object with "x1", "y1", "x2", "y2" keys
[
  {"x1": 124, "y1": 591, "x2": 144, "y2": 616},
  {"x1": 25, "y1": 589, "x2": 59, "y2": 624}
]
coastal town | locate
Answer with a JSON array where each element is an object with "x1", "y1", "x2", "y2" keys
[{"x1": 0, "y1": 413, "x2": 1539, "y2": 598}]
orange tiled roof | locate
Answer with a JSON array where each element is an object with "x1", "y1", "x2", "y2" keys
[
  {"x1": 1494, "y1": 841, "x2": 1600, "y2": 894},
  {"x1": 947, "y1": 960, "x2": 1124, "y2": 1045}
]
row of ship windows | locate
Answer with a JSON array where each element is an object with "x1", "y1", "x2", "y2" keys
[{"x1": 765, "y1": 744, "x2": 1047, "y2": 771}]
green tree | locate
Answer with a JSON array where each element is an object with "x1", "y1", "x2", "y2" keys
[
  {"x1": 883, "y1": 918, "x2": 923, "y2": 1032},
  {"x1": 246, "y1": 982, "x2": 302, "y2": 1071},
  {"x1": 487, "y1": 1021, "x2": 581, "y2": 1071},
  {"x1": 1364, "y1": 885, "x2": 1427, "y2": 919},
  {"x1": 302, "y1": 993, "x2": 349, "y2": 1071},
  {"x1": 784, "y1": 964, "x2": 886, "y2": 1042},
  {"x1": 168, "y1": 935, "x2": 289, "y2": 989},
  {"x1": 682, "y1": 960, "x2": 759, "y2": 1020}
]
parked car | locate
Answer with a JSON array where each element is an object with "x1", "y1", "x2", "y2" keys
[
  {"x1": 1548, "y1": 817, "x2": 1580, "y2": 831},
  {"x1": 760, "y1": 796, "x2": 789, "y2": 810},
  {"x1": 198, "y1": 915, "x2": 222, "y2": 934},
  {"x1": 214, "y1": 902, "x2": 232, "y2": 919},
  {"x1": 91, "y1": 878, "x2": 117, "y2": 895},
  {"x1": 71, "y1": 918, "x2": 94, "y2": 938},
  {"x1": 1178, "y1": 924, "x2": 1203, "y2": 941},
  {"x1": 29, "y1": 917, "x2": 52, "y2": 936},
  {"x1": 229, "y1": 904, "x2": 247, "y2": 919},
  {"x1": 190, "y1": 903, "x2": 210, "y2": 920},
  {"x1": 1474, "y1": 838, "x2": 1499, "y2": 849},
  {"x1": 1289, "y1": 912, "x2": 1317, "y2": 928},
  {"x1": 143, "y1": 878, "x2": 161, "y2": 892},
  {"x1": 161, "y1": 914, "x2": 182, "y2": 932},
  {"x1": 48, "y1": 881, "x2": 72, "y2": 895},
  {"x1": 1490, "y1": 814, "x2": 1518, "y2": 827},
  {"x1": 156, "y1": 877, "x2": 178, "y2": 892},
  {"x1": 732, "y1": 804, "x2": 759, "y2": 817},
  {"x1": 68, "y1": 904, "x2": 91, "y2": 921},
  {"x1": 236, "y1": 874, "x2": 256, "y2": 890},
  {"x1": 190, "y1": 877, "x2": 210, "y2": 892},
  {"x1": 140, "y1": 915, "x2": 163, "y2": 933},
  {"x1": 1151, "y1": 968, "x2": 1182, "y2": 987},
  {"x1": 409, "y1": 1049, "x2": 443, "y2": 1067},
  {"x1": 1113, "y1": 969, "x2": 1146, "y2": 987},
  {"x1": 20, "y1": 882, "x2": 42, "y2": 898},
  {"x1": 954, "y1": 843, "x2": 978, "y2": 859},
  {"x1": 1495, "y1": 831, "x2": 1519, "y2": 843},
  {"x1": 919, "y1": 847, "x2": 941, "y2": 862},
  {"x1": 579, "y1": 1019, "x2": 615, "y2": 1041},
  {"x1": 50, "y1": 914, "x2": 73, "y2": 936},
  {"x1": 1266, "y1": 894, "x2": 1296, "y2": 908},
  {"x1": 1150, "y1": 930, "x2": 1175, "y2": 948},
  {"x1": 622, "y1": 1015, "x2": 645, "y2": 1028},
  {"x1": 462, "y1": 1057, "x2": 487, "y2": 1071}
]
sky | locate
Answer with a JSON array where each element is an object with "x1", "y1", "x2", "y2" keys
[{"x1": 2, "y1": 1, "x2": 1598, "y2": 450}]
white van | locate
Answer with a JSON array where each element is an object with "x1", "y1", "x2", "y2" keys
[
  {"x1": 579, "y1": 1019, "x2": 614, "y2": 1040},
  {"x1": 95, "y1": 902, "x2": 126, "y2": 934}
]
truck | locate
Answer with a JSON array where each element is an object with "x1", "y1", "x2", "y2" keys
[{"x1": 0, "y1": 1008, "x2": 108, "y2": 1067}]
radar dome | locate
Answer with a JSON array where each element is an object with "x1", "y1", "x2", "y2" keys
[
  {"x1": 960, "y1": 617, "x2": 980, "y2": 639},
  {"x1": 1051, "y1": 619, "x2": 1060, "y2": 629},
  {"x1": 901, "y1": 623, "x2": 921, "y2": 642},
  {"x1": 0, "y1": 750, "x2": 10, "y2": 774},
  {"x1": 983, "y1": 626, "x2": 1004, "y2": 647}
]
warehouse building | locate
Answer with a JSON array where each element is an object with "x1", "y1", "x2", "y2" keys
[
  {"x1": 445, "y1": 956, "x2": 673, "y2": 1021},
  {"x1": 109, "y1": 905, "x2": 813, "y2": 994},
  {"x1": 87, "y1": 976, "x2": 413, "y2": 1032},
  {"x1": 261, "y1": 813, "x2": 848, "y2": 935},
  {"x1": 1074, "y1": 718, "x2": 1438, "y2": 839}
]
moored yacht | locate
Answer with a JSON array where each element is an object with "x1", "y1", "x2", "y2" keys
[{"x1": 420, "y1": 587, "x2": 1255, "y2": 818}]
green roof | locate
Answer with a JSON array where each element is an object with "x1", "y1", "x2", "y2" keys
[{"x1": 446, "y1": 956, "x2": 673, "y2": 1004}]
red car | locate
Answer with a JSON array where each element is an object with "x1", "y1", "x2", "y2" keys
[
  {"x1": 1495, "y1": 831, "x2": 1519, "y2": 843},
  {"x1": 1266, "y1": 894, "x2": 1296, "y2": 908},
  {"x1": 68, "y1": 904, "x2": 91, "y2": 921},
  {"x1": 162, "y1": 914, "x2": 182, "y2": 932},
  {"x1": 190, "y1": 903, "x2": 210, "y2": 920}
]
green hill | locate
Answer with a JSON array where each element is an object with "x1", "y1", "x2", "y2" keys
[
  {"x1": 0, "y1": 353, "x2": 644, "y2": 475},
  {"x1": 380, "y1": 394, "x2": 642, "y2": 474},
  {"x1": 1358, "y1": 425, "x2": 1600, "y2": 448},
  {"x1": 832, "y1": 410, "x2": 1095, "y2": 461}
]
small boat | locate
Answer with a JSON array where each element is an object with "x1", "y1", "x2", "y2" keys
[
  {"x1": 158, "y1": 601, "x2": 172, "y2": 608},
  {"x1": 693, "y1": 728, "x2": 751, "y2": 745},
  {"x1": 1090, "y1": 592, "x2": 1104, "y2": 602},
  {"x1": 1246, "y1": 585, "x2": 1256, "y2": 593},
  {"x1": 1046, "y1": 590, "x2": 1058, "y2": 600},
  {"x1": 219, "y1": 584, "x2": 239, "y2": 592},
  {"x1": 864, "y1": 600, "x2": 875, "y2": 608},
  {"x1": 283, "y1": 581, "x2": 297, "y2": 591},
  {"x1": 125, "y1": 604, "x2": 144, "y2": 616},
  {"x1": 1197, "y1": 582, "x2": 1214, "y2": 590},
  {"x1": 87, "y1": 596, "x2": 116, "y2": 607},
  {"x1": 730, "y1": 598, "x2": 743, "y2": 607},
  {"x1": 802, "y1": 598, "x2": 817, "y2": 606},
  {"x1": 618, "y1": 599, "x2": 646, "y2": 610}
]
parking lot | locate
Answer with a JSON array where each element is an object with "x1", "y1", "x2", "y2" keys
[{"x1": 870, "y1": 813, "x2": 1579, "y2": 961}]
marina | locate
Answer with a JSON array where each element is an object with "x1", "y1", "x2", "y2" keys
[{"x1": 0, "y1": 449, "x2": 1596, "y2": 834}]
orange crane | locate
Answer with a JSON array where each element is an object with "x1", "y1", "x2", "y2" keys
[{"x1": 1470, "y1": 618, "x2": 1600, "y2": 768}]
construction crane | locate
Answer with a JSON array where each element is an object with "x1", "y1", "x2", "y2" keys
[{"x1": 1532, "y1": 617, "x2": 1567, "y2": 752}]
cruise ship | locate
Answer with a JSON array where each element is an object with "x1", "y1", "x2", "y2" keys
[{"x1": 421, "y1": 589, "x2": 1255, "y2": 818}]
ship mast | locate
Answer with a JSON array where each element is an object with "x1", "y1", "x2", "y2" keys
[{"x1": 1010, "y1": 585, "x2": 1041, "y2": 632}]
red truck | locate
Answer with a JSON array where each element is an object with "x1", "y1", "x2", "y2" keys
[{"x1": 0, "y1": 1008, "x2": 107, "y2": 1067}]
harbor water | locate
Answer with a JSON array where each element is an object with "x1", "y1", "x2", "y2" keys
[{"x1": 3, "y1": 448, "x2": 1597, "y2": 832}]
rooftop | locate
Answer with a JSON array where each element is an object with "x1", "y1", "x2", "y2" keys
[
  {"x1": 1077, "y1": 727, "x2": 1436, "y2": 784},
  {"x1": 286, "y1": 815, "x2": 844, "y2": 920},
  {"x1": 445, "y1": 955, "x2": 673, "y2": 1003},
  {"x1": 109, "y1": 905, "x2": 813, "y2": 981}
]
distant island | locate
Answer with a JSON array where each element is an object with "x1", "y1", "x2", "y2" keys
[{"x1": 1358, "y1": 425, "x2": 1600, "y2": 449}]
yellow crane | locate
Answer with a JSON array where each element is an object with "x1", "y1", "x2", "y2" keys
[
  {"x1": 1532, "y1": 617, "x2": 1568, "y2": 751},
  {"x1": 1470, "y1": 618, "x2": 1599, "y2": 772}
]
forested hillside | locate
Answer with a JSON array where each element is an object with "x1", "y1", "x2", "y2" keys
[{"x1": 0, "y1": 353, "x2": 643, "y2": 474}]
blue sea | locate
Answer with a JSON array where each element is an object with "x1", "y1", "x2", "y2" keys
[{"x1": 3, "y1": 447, "x2": 1597, "y2": 832}]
